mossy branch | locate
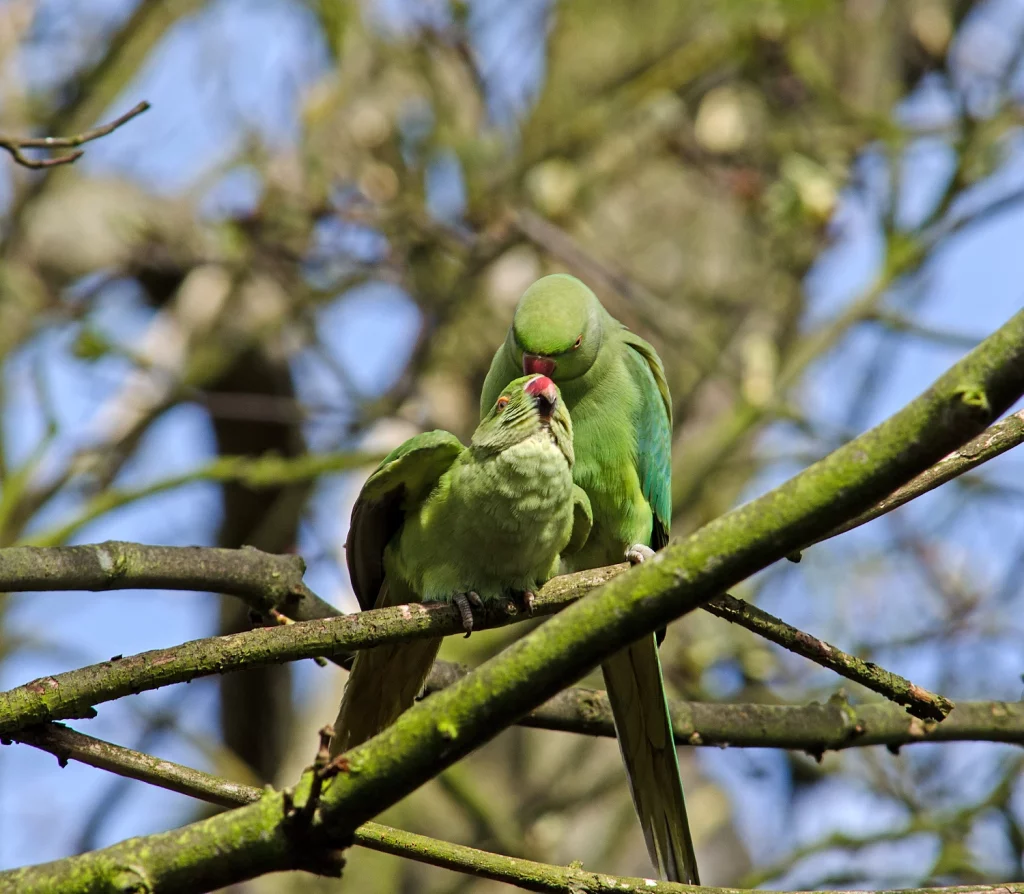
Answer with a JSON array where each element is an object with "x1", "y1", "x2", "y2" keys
[
  {"x1": 799, "y1": 406, "x2": 1024, "y2": 551},
  {"x1": 3, "y1": 308, "x2": 1024, "y2": 891},
  {"x1": 14, "y1": 723, "x2": 1024, "y2": 894},
  {"x1": 0, "y1": 559, "x2": 944, "y2": 735},
  {"x1": 425, "y1": 665, "x2": 1023, "y2": 753},
  {"x1": 704, "y1": 593, "x2": 952, "y2": 720}
]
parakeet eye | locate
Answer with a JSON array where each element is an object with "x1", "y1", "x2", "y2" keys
[
  {"x1": 496, "y1": 396, "x2": 510, "y2": 411},
  {"x1": 573, "y1": 334, "x2": 583, "y2": 350}
]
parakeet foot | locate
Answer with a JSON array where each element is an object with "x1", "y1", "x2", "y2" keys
[
  {"x1": 515, "y1": 590, "x2": 536, "y2": 614},
  {"x1": 452, "y1": 591, "x2": 485, "y2": 637},
  {"x1": 625, "y1": 543, "x2": 656, "y2": 565}
]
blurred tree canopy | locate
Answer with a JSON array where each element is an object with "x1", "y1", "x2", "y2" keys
[{"x1": 2, "y1": 0, "x2": 1024, "y2": 891}]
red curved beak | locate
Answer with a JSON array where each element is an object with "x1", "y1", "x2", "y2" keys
[
  {"x1": 523, "y1": 353, "x2": 556, "y2": 377},
  {"x1": 524, "y1": 375, "x2": 558, "y2": 420}
]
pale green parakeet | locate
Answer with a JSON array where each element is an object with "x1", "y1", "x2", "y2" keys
[
  {"x1": 480, "y1": 274, "x2": 699, "y2": 884},
  {"x1": 331, "y1": 374, "x2": 590, "y2": 756}
]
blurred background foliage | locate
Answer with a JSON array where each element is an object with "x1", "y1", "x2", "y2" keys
[{"x1": 1, "y1": 0, "x2": 1024, "y2": 891}]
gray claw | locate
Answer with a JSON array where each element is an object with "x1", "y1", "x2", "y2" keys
[
  {"x1": 453, "y1": 591, "x2": 484, "y2": 637},
  {"x1": 625, "y1": 543, "x2": 656, "y2": 566}
]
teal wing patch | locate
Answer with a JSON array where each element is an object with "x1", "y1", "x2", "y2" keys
[
  {"x1": 622, "y1": 330, "x2": 673, "y2": 550},
  {"x1": 346, "y1": 430, "x2": 464, "y2": 610}
]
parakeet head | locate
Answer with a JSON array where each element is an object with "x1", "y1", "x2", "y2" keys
[
  {"x1": 509, "y1": 274, "x2": 604, "y2": 382},
  {"x1": 473, "y1": 374, "x2": 573, "y2": 465}
]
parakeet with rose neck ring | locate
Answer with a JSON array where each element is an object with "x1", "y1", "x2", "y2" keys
[{"x1": 480, "y1": 274, "x2": 699, "y2": 884}]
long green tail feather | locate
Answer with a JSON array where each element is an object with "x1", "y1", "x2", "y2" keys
[
  {"x1": 331, "y1": 579, "x2": 443, "y2": 757},
  {"x1": 602, "y1": 635, "x2": 699, "y2": 884}
]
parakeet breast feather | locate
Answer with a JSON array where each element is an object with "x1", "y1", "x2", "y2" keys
[{"x1": 388, "y1": 431, "x2": 574, "y2": 603}]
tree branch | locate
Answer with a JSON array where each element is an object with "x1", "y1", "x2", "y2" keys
[
  {"x1": 0, "y1": 101, "x2": 150, "y2": 169},
  {"x1": 3, "y1": 308, "x2": 1023, "y2": 891},
  {"x1": 10, "y1": 723, "x2": 261, "y2": 809},
  {"x1": 703, "y1": 593, "x2": 952, "y2": 720},
  {"x1": 0, "y1": 541, "x2": 318, "y2": 616},
  {"x1": 424, "y1": 665, "x2": 1023, "y2": 753},
  {"x1": 0, "y1": 566, "x2": 616, "y2": 737},
  {"x1": 800, "y1": 407, "x2": 1024, "y2": 551},
  {"x1": 0, "y1": 557, "x2": 946, "y2": 735},
  {"x1": 12, "y1": 723, "x2": 1024, "y2": 894}
]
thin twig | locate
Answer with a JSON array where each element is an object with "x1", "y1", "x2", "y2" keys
[
  {"x1": 799, "y1": 408, "x2": 1024, "y2": 551},
  {"x1": 704, "y1": 594, "x2": 953, "y2": 721},
  {"x1": 0, "y1": 102, "x2": 150, "y2": 169},
  {"x1": 10, "y1": 723, "x2": 260, "y2": 808}
]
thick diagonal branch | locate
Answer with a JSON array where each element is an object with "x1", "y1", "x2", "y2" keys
[
  {"x1": 801, "y1": 406, "x2": 1024, "y2": 551},
  {"x1": 15, "y1": 723, "x2": 1024, "y2": 894}
]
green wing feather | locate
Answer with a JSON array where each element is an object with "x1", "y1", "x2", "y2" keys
[
  {"x1": 335, "y1": 431, "x2": 462, "y2": 757},
  {"x1": 621, "y1": 329, "x2": 672, "y2": 549},
  {"x1": 345, "y1": 430, "x2": 464, "y2": 612},
  {"x1": 607, "y1": 329, "x2": 699, "y2": 883}
]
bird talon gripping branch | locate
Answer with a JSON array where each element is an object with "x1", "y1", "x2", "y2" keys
[
  {"x1": 625, "y1": 543, "x2": 656, "y2": 566},
  {"x1": 517, "y1": 589, "x2": 536, "y2": 614},
  {"x1": 452, "y1": 591, "x2": 483, "y2": 636}
]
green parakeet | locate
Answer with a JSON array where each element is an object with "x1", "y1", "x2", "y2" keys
[
  {"x1": 481, "y1": 274, "x2": 699, "y2": 884},
  {"x1": 332, "y1": 373, "x2": 589, "y2": 755}
]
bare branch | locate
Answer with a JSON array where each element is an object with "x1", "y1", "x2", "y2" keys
[
  {"x1": 425, "y1": 665, "x2": 1022, "y2": 753},
  {"x1": 800, "y1": 408, "x2": 1024, "y2": 551},
  {"x1": 704, "y1": 593, "x2": 952, "y2": 720},
  {"x1": 0, "y1": 102, "x2": 150, "y2": 169},
  {"x1": 0, "y1": 541, "x2": 316, "y2": 615},
  {"x1": 11, "y1": 723, "x2": 260, "y2": 809}
]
